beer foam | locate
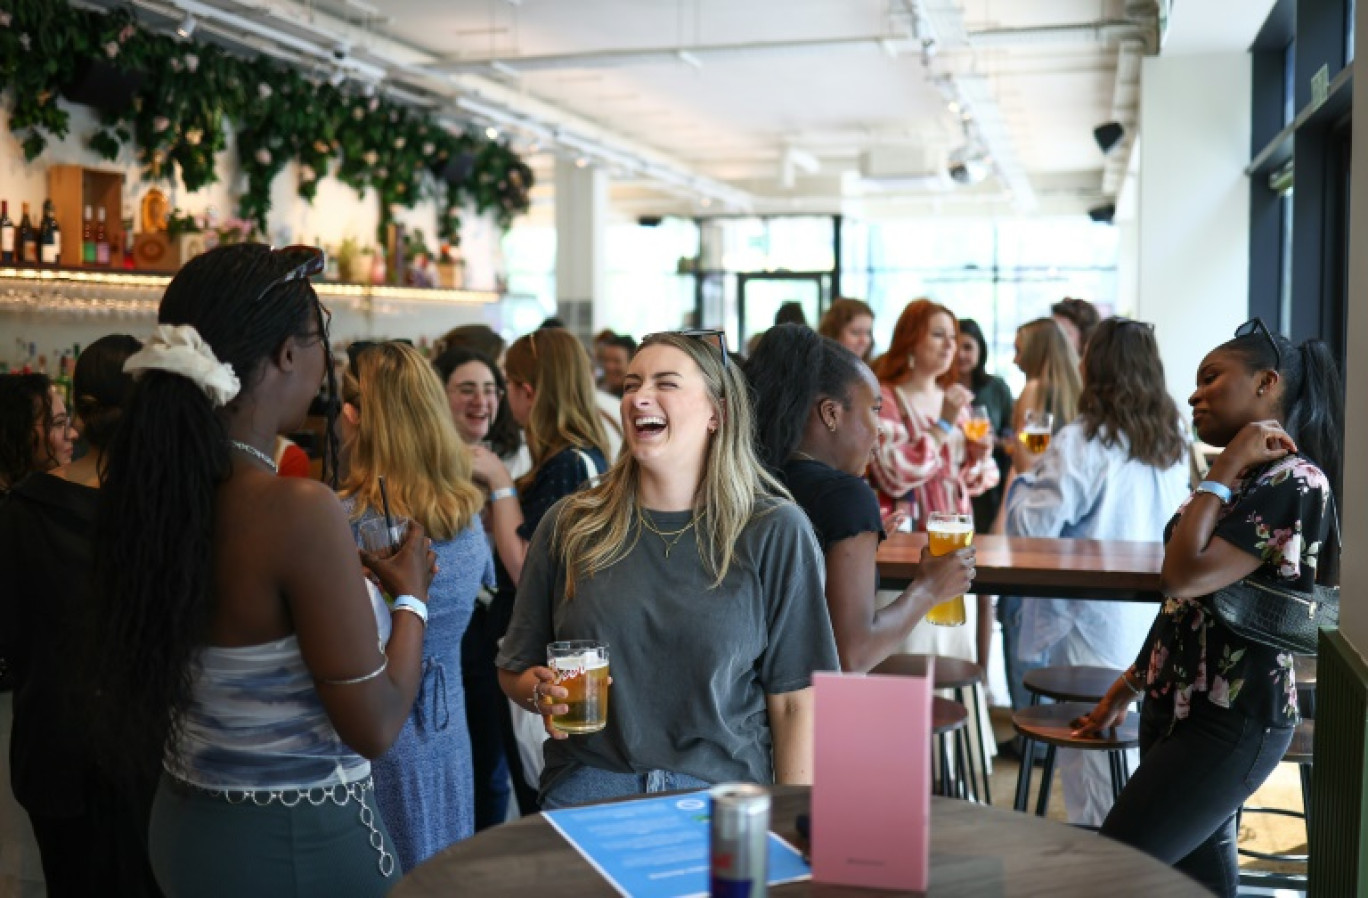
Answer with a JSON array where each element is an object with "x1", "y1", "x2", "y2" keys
[
  {"x1": 1023, "y1": 425, "x2": 1051, "y2": 434},
  {"x1": 552, "y1": 651, "x2": 609, "y2": 677},
  {"x1": 928, "y1": 522, "x2": 973, "y2": 535}
]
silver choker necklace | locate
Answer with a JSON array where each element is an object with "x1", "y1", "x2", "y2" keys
[{"x1": 229, "y1": 440, "x2": 278, "y2": 474}]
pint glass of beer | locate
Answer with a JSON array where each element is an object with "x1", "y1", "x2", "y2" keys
[
  {"x1": 1019, "y1": 410, "x2": 1054, "y2": 455},
  {"x1": 547, "y1": 640, "x2": 610, "y2": 734},
  {"x1": 925, "y1": 512, "x2": 973, "y2": 626}
]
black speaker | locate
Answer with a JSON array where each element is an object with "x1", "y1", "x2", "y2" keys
[
  {"x1": 1088, "y1": 204, "x2": 1116, "y2": 224},
  {"x1": 61, "y1": 59, "x2": 146, "y2": 116},
  {"x1": 636, "y1": 216, "x2": 663, "y2": 227},
  {"x1": 1094, "y1": 122, "x2": 1125, "y2": 154}
]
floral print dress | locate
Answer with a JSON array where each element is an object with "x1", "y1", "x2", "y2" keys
[{"x1": 1134, "y1": 454, "x2": 1334, "y2": 728}]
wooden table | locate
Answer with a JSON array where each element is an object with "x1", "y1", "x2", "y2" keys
[
  {"x1": 877, "y1": 532, "x2": 1165, "y2": 602},
  {"x1": 394, "y1": 786, "x2": 1211, "y2": 897}
]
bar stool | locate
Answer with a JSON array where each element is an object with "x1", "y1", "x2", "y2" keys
[
  {"x1": 1237, "y1": 711, "x2": 1314, "y2": 891},
  {"x1": 874, "y1": 653, "x2": 992, "y2": 804},
  {"x1": 1011, "y1": 702, "x2": 1139, "y2": 816},
  {"x1": 930, "y1": 696, "x2": 975, "y2": 800},
  {"x1": 1022, "y1": 665, "x2": 1124, "y2": 705}
]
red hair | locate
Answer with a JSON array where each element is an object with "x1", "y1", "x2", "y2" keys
[{"x1": 871, "y1": 298, "x2": 958, "y2": 388}]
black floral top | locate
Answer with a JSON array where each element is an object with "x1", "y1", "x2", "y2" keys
[{"x1": 1134, "y1": 454, "x2": 1333, "y2": 728}]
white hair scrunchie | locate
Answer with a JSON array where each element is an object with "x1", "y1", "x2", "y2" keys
[{"x1": 123, "y1": 324, "x2": 241, "y2": 407}]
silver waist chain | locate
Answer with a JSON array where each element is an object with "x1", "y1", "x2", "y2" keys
[{"x1": 171, "y1": 776, "x2": 395, "y2": 878}]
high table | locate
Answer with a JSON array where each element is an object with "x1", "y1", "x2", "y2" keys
[
  {"x1": 393, "y1": 786, "x2": 1211, "y2": 896},
  {"x1": 876, "y1": 532, "x2": 1165, "y2": 602}
]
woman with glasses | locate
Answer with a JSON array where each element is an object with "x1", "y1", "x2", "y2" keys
[
  {"x1": 0, "y1": 337, "x2": 163, "y2": 896},
  {"x1": 1073, "y1": 320, "x2": 1341, "y2": 897},
  {"x1": 87, "y1": 245, "x2": 436, "y2": 895},
  {"x1": 746, "y1": 324, "x2": 976, "y2": 673},
  {"x1": 496, "y1": 330, "x2": 837, "y2": 808},
  {"x1": 468, "y1": 327, "x2": 610, "y2": 815},
  {"x1": 1003, "y1": 319, "x2": 1190, "y2": 826},
  {"x1": 337, "y1": 342, "x2": 491, "y2": 868},
  {"x1": 432, "y1": 346, "x2": 530, "y2": 481}
]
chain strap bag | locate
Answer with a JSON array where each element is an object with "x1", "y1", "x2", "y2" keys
[{"x1": 1210, "y1": 492, "x2": 1341, "y2": 655}]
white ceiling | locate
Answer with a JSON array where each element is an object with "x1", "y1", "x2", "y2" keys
[{"x1": 111, "y1": 0, "x2": 1280, "y2": 218}]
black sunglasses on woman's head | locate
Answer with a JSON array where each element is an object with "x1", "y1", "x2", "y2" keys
[
  {"x1": 643, "y1": 328, "x2": 731, "y2": 368},
  {"x1": 1234, "y1": 317, "x2": 1281, "y2": 371},
  {"x1": 255, "y1": 245, "x2": 326, "y2": 306}
]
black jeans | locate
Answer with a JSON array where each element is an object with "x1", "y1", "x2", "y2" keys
[{"x1": 1099, "y1": 698, "x2": 1293, "y2": 897}]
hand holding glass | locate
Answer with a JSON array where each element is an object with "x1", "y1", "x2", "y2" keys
[
  {"x1": 547, "y1": 641, "x2": 610, "y2": 734},
  {"x1": 926, "y1": 512, "x2": 973, "y2": 626},
  {"x1": 357, "y1": 517, "x2": 410, "y2": 559},
  {"x1": 1019, "y1": 410, "x2": 1054, "y2": 454}
]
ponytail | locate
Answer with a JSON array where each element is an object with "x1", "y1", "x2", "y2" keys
[
  {"x1": 1285, "y1": 341, "x2": 1344, "y2": 500},
  {"x1": 745, "y1": 325, "x2": 826, "y2": 473},
  {"x1": 90, "y1": 372, "x2": 229, "y2": 778}
]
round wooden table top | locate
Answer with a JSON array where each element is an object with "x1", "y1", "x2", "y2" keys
[
  {"x1": 1022, "y1": 665, "x2": 1124, "y2": 703},
  {"x1": 1012, "y1": 702, "x2": 1140, "y2": 751},
  {"x1": 394, "y1": 786, "x2": 1212, "y2": 897},
  {"x1": 874, "y1": 653, "x2": 984, "y2": 690}
]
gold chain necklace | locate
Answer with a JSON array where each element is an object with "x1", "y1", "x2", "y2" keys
[{"x1": 639, "y1": 508, "x2": 699, "y2": 559}]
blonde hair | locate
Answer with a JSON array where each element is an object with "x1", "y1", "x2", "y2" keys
[
  {"x1": 340, "y1": 342, "x2": 483, "y2": 541},
  {"x1": 504, "y1": 329, "x2": 610, "y2": 491},
  {"x1": 553, "y1": 333, "x2": 788, "y2": 598},
  {"x1": 1017, "y1": 317, "x2": 1082, "y2": 427}
]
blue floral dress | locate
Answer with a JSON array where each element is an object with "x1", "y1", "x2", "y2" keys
[
  {"x1": 1134, "y1": 454, "x2": 1334, "y2": 728},
  {"x1": 344, "y1": 501, "x2": 495, "y2": 872}
]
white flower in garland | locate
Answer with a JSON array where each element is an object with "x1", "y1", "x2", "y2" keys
[
  {"x1": 184, "y1": 128, "x2": 203, "y2": 146},
  {"x1": 104, "y1": 41, "x2": 120, "y2": 58},
  {"x1": 153, "y1": 116, "x2": 171, "y2": 133},
  {"x1": 422, "y1": 142, "x2": 435, "y2": 155},
  {"x1": 185, "y1": 54, "x2": 199, "y2": 73},
  {"x1": 362, "y1": 151, "x2": 379, "y2": 166},
  {"x1": 394, "y1": 137, "x2": 406, "y2": 149},
  {"x1": 255, "y1": 148, "x2": 272, "y2": 166},
  {"x1": 19, "y1": 33, "x2": 30, "y2": 50},
  {"x1": 0, "y1": 12, "x2": 12, "y2": 27},
  {"x1": 300, "y1": 164, "x2": 317, "y2": 182},
  {"x1": 258, "y1": 83, "x2": 273, "y2": 100}
]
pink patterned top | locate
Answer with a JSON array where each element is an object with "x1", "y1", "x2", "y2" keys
[{"x1": 868, "y1": 385, "x2": 1000, "y2": 531}]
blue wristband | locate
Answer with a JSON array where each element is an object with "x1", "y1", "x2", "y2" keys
[
  {"x1": 490, "y1": 486, "x2": 518, "y2": 503},
  {"x1": 1194, "y1": 480, "x2": 1233, "y2": 504},
  {"x1": 392, "y1": 594, "x2": 428, "y2": 625},
  {"x1": 934, "y1": 418, "x2": 954, "y2": 435}
]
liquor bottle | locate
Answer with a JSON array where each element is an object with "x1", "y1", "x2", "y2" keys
[
  {"x1": 39, "y1": 200, "x2": 60, "y2": 266},
  {"x1": 18, "y1": 202, "x2": 37, "y2": 264},
  {"x1": 53, "y1": 353, "x2": 73, "y2": 406},
  {"x1": 0, "y1": 201, "x2": 14, "y2": 263},
  {"x1": 82, "y1": 205, "x2": 95, "y2": 264},
  {"x1": 122, "y1": 218, "x2": 136, "y2": 270},
  {"x1": 95, "y1": 208, "x2": 111, "y2": 266}
]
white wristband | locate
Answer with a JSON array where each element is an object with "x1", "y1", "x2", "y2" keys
[{"x1": 392, "y1": 594, "x2": 428, "y2": 626}]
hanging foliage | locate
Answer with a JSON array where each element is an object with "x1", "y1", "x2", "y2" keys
[{"x1": 0, "y1": 0, "x2": 533, "y2": 238}]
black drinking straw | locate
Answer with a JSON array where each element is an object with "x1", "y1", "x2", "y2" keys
[{"x1": 378, "y1": 475, "x2": 397, "y2": 551}]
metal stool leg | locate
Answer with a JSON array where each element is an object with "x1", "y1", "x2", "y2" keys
[
  {"x1": 1107, "y1": 750, "x2": 1125, "y2": 803},
  {"x1": 1013, "y1": 737, "x2": 1035, "y2": 812},
  {"x1": 937, "y1": 733, "x2": 952, "y2": 797},
  {"x1": 1300, "y1": 762, "x2": 1312, "y2": 851},
  {"x1": 957, "y1": 684, "x2": 993, "y2": 806},
  {"x1": 955, "y1": 726, "x2": 974, "y2": 800},
  {"x1": 953, "y1": 686, "x2": 984, "y2": 803},
  {"x1": 1033, "y1": 745, "x2": 1057, "y2": 817}
]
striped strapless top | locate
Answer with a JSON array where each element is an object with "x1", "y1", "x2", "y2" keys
[{"x1": 166, "y1": 585, "x2": 391, "y2": 790}]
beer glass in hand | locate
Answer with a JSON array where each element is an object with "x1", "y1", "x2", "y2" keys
[
  {"x1": 1019, "y1": 410, "x2": 1054, "y2": 455},
  {"x1": 547, "y1": 641, "x2": 610, "y2": 734},
  {"x1": 925, "y1": 512, "x2": 973, "y2": 626}
]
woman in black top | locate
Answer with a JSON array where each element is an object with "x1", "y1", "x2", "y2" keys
[
  {"x1": 745, "y1": 324, "x2": 976, "y2": 672},
  {"x1": 0, "y1": 336, "x2": 162, "y2": 896},
  {"x1": 1074, "y1": 321, "x2": 1341, "y2": 897}
]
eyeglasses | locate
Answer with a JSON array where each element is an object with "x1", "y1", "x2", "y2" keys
[
  {"x1": 1234, "y1": 317, "x2": 1281, "y2": 370},
  {"x1": 449, "y1": 382, "x2": 505, "y2": 402},
  {"x1": 644, "y1": 328, "x2": 731, "y2": 368},
  {"x1": 49, "y1": 413, "x2": 74, "y2": 434},
  {"x1": 254, "y1": 245, "x2": 326, "y2": 305}
]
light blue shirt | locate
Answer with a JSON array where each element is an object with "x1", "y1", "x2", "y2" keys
[{"x1": 1005, "y1": 421, "x2": 1191, "y2": 667}]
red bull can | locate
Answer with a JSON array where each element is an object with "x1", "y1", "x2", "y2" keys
[{"x1": 710, "y1": 783, "x2": 769, "y2": 898}]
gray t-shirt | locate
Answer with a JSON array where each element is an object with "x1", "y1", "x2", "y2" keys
[{"x1": 496, "y1": 497, "x2": 838, "y2": 789}]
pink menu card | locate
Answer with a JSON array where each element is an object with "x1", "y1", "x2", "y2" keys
[{"x1": 811, "y1": 660, "x2": 933, "y2": 892}]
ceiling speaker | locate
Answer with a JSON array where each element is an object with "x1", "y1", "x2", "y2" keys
[
  {"x1": 1094, "y1": 122, "x2": 1125, "y2": 154},
  {"x1": 1088, "y1": 204, "x2": 1116, "y2": 224}
]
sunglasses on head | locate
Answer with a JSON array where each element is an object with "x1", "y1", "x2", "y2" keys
[
  {"x1": 255, "y1": 245, "x2": 326, "y2": 306},
  {"x1": 1234, "y1": 317, "x2": 1281, "y2": 370},
  {"x1": 643, "y1": 328, "x2": 731, "y2": 368}
]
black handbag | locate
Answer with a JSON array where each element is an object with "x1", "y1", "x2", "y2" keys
[{"x1": 1209, "y1": 492, "x2": 1341, "y2": 656}]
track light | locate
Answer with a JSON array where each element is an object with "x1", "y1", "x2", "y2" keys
[
  {"x1": 176, "y1": 13, "x2": 197, "y2": 39},
  {"x1": 947, "y1": 144, "x2": 989, "y2": 185},
  {"x1": 1094, "y1": 122, "x2": 1125, "y2": 154},
  {"x1": 485, "y1": 126, "x2": 499, "y2": 140},
  {"x1": 1088, "y1": 203, "x2": 1116, "y2": 224}
]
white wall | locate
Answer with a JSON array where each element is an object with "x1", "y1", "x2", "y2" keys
[
  {"x1": 1338, "y1": 10, "x2": 1368, "y2": 659},
  {"x1": 1135, "y1": 53, "x2": 1251, "y2": 407}
]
